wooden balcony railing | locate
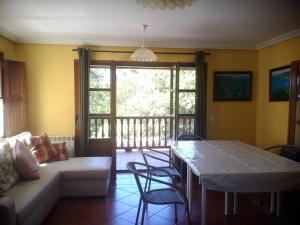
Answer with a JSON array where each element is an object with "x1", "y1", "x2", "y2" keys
[
  {"x1": 116, "y1": 116, "x2": 174, "y2": 150},
  {"x1": 89, "y1": 115, "x2": 195, "y2": 151}
]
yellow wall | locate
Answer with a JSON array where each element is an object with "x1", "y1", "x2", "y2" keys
[
  {"x1": 14, "y1": 43, "x2": 257, "y2": 143},
  {"x1": 256, "y1": 36, "x2": 300, "y2": 148},
  {"x1": 16, "y1": 44, "x2": 78, "y2": 135},
  {"x1": 4, "y1": 34, "x2": 299, "y2": 146},
  {"x1": 0, "y1": 36, "x2": 16, "y2": 60},
  {"x1": 206, "y1": 50, "x2": 257, "y2": 144}
]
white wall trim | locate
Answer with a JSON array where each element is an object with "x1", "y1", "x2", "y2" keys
[
  {"x1": 0, "y1": 27, "x2": 18, "y2": 43},
  {"x1": 256, "y1": 28, "x2": 300, "y2": 50}
]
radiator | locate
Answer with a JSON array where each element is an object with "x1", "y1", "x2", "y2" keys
[{"x1": 48, "y1": 136, "x2": 75, "y2": 157}]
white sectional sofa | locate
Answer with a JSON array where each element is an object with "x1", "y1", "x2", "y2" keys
[{"x1": 0, "y1": 132, "x2": 112, "y2": 225}]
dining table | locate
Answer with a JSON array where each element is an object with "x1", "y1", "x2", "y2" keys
[{"x1": 170, "y1": 140, "x2": 300, "y2": 225}]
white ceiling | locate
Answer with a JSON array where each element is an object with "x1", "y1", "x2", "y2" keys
[{"x1": 0, "y1": 0, "x2": 299, "y2": 49}]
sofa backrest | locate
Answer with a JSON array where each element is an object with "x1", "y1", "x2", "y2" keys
[
  {"x1": 5, "y1": 132, "x2": 32, "y2": 148},
  {"x1": 4, "y1": 132, "x2": 75, "y2": 158}
]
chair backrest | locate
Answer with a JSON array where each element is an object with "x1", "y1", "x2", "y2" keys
[
  {"x1": 126, "y1": 161, "x2": 175, "y2": 197},
  {"x1": 137, "y1": 147, "x2": 171, "y2": 167},
  {"x1": 126, "y1": 162, "x2": 146, "y2": 196},
  {"x1": 137, "y1": 147, "x2": 150, "y2": 166},
  {"x1": 280, "y1": 145, "x2": 300, "y2": 162},
  {"x1": 177, "y1": 134, "x2": 204, "y2": 140}
]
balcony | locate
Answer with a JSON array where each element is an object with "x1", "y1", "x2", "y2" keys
[{"x1": 89, "y1": 115, "x2": 195, "y2": 170}]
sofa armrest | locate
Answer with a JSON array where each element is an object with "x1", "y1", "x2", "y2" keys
[{"x1": 0, "y1": 196, "x2": 16, "y2": 225}]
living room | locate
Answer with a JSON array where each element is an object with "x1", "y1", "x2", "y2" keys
[{"x1": 1, "y1": 1, "x2": 300, "y2": 225}]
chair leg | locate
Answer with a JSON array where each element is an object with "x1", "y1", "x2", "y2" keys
[
  {"x1": 141, "y1": 201, "x2": 146, "y2": 225},
  {"x1": 174, "y1": 203, "x2": 178, "y2": 222},
  {"x1": 135, "y1": 197, "x2": 142, "y2": 225}
]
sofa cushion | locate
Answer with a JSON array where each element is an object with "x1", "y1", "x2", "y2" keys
[
  {"x1": 45, "y1": 157, "x2": 112, "y2": 180},
  {"x1": 0, "y1": 142, "x2": 19, "y2": 194},
  {"x1": 3, "y1": 166, "x2": 60, "y2": 224}
]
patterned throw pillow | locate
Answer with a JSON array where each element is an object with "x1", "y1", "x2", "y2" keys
[
  {"x1": 0, "y1": 142, "x2": 20, "y2": 194},
  {"x1": 30, "y1": 134, "x2": 57, "y2": 163},
  {"x1": 51, "y1": 142, "x2": 69, "y2": 161}
]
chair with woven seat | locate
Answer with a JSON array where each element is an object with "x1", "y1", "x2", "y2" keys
[
  {"x1": 265, "y1": 144, "x2": 300, "y2": 216},
  {"x1": 126, "y1": 161, "x2": 191, "y2": 225},
  {"x1": 137, "y1": 147, "x2": 182, "y2": 190}
]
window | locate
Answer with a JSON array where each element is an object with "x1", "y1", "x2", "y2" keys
[
  {"x1": 89, "y1": 66, "x2": 111, "y2": 139},
  {"x1": 178, "y1": 67, "x2": 196, "y2": 136}
]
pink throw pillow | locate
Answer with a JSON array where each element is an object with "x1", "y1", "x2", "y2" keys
[{"x1": 12, "y1": 140, "x2": 40, "y2": 180}]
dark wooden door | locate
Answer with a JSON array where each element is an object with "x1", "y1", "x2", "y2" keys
[
  {"x1": 74, "y1": 60, "x2": 116, "y2": 177},
  {"x1": 2, "y1": 60, "x2": 27, "y2": 137}
]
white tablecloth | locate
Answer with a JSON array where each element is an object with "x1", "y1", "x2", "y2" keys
[{"x1": 170, "y1": 140, "x2": 300, "y2": 192}]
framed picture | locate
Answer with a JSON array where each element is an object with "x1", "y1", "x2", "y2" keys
[
  {"x1": 213, "y1": 71, "x2": 252, "y2": 101},
  {"x1": 269, "y1": 66, "x2": 291, "y2": 101}
]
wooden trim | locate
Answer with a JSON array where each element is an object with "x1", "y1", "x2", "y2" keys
[
  {"x1": 213, "y1": 71, "x2": 252, "y2": 101},
  {"x1": 269, "y1": 65, "x2": 291, "y2": 102},
  {"x1": 2, "y1": 60, "x2": 27, "y2": 137},
  {"x1": 288, "y1": 61, "x2": 300, "y2": 144},
  {"x1": 89, "y1": 88, "x2": 111, "y2": 92}
]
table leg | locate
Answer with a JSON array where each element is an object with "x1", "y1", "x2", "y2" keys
[
  {"x1": 187, "y1": 165, "x2": 192, "y2": 213},
  {"x1": 201, "y1": 184, "x2": 207, "y2": 225},
  {"x1": 233, "y1": 192, "x2": 238, "y2": 215},
  {"x1": 224, "y1": 192, "x2": 229, "y2": 215},
  {"x1": 270, "y1": 192, "x2": 275, "y2": 214},
  {"x1": 276, "y1": 192, "x2": 281, "y2": 217}
]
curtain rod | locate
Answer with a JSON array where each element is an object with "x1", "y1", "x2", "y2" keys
[{"x1": 72, "y1": 49, "x2": 210, "y2": 55}]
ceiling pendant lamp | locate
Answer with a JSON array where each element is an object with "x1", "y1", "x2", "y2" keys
[
  {"x1": 131, "y1": 24, "x2": 157, "y2": 62},
  {"x1": 136, "y1": 0, "x2": 195, "y2": 10}
]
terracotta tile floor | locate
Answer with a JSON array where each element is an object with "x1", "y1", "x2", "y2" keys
[{"x1": 41, "y1": 173, "x2": 293, "y2": 225}]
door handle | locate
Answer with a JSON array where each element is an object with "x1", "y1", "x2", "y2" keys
[{"x1": 296, "y1": 119, "x2": 300, "y2": 125}]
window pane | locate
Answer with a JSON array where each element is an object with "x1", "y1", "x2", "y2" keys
[
  {"x1": 179, "y1": 68, "x2": 196, "y2": 90},
  {"x1": 90, "y1": 67, "x2": 110, "y2": 88},
  {"x1": 179, "y1": 92, "x2": 195, "y2": 114},
  {"x1": 89, "y1": 91, "x2": 110, "y2": 113},
  {"x1": 116, "y1": 68, "x2": 171, "y2": 116},
  {"x1": 178, "y1": 117, "x2": 195, "y2": 136}
]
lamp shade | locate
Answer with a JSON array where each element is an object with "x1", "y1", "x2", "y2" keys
[{"x1": 130, "y1": 47, "x2": 157, "y2": 62}]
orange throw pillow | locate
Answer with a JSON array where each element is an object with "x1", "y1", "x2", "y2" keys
[
  {"x1": 51, "y1": 142, "x2": 69, "y2": 161},
  {"x1": 30, "y1": 134, "x2": 56, "y2": 163}
]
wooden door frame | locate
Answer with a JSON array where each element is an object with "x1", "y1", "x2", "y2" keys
[
  {"x1": 288, "y1": 60, "x2": 300, "y2": 144},
  {"x1": 74, "y1": 60, "x2": 205, "y2": 175}
]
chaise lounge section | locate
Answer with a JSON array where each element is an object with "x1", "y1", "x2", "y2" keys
[{"x1": 0, "y1": 132, "x2": 112, "y2": 225}]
